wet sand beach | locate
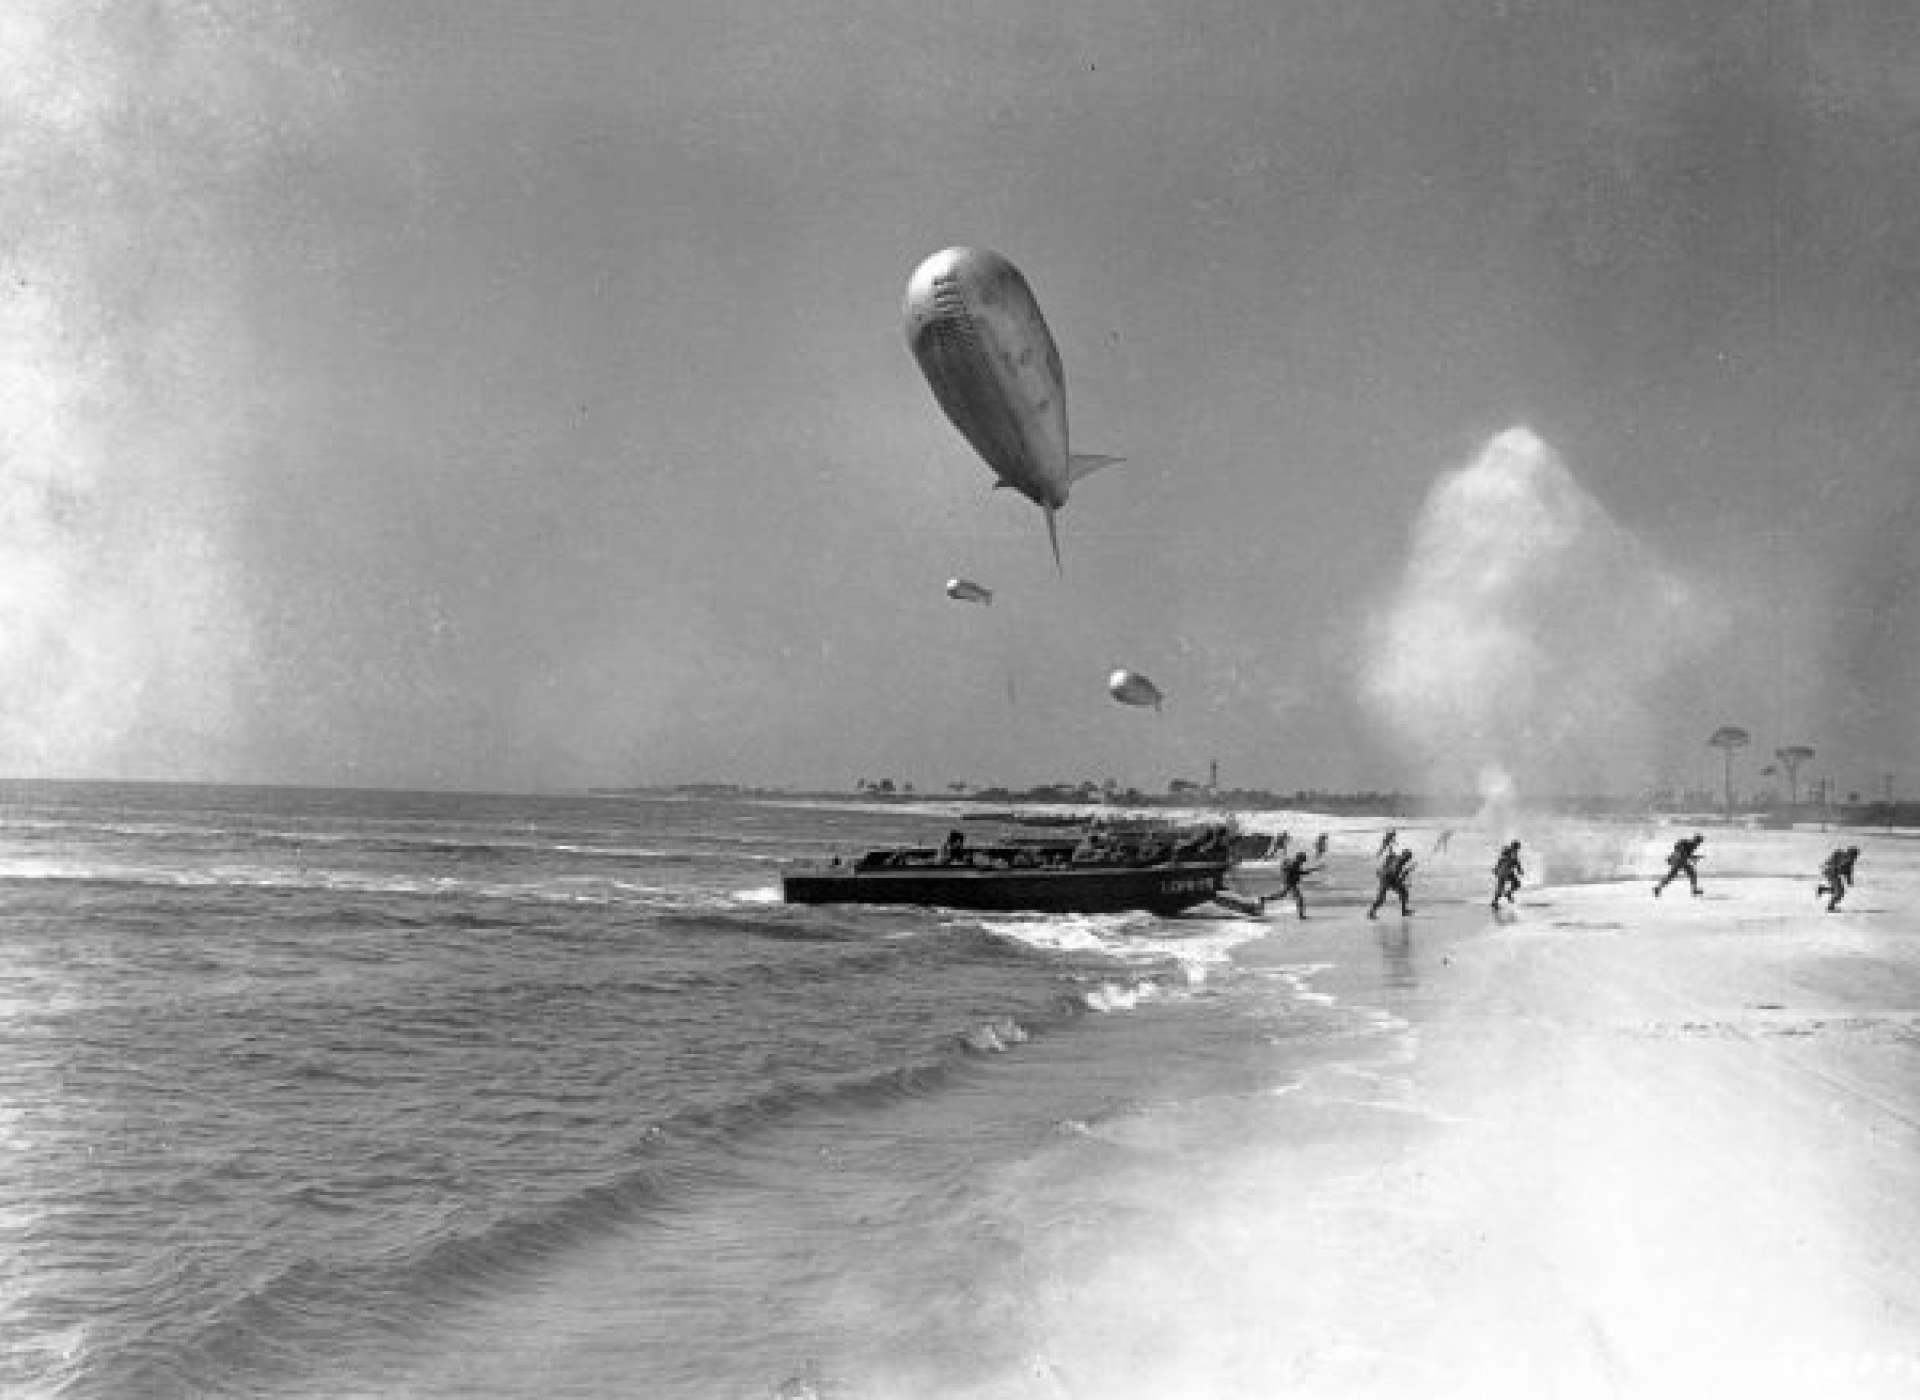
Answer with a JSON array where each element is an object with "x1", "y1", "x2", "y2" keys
[{"x1": 1197, "y1": 823, "x2": 1920, "y2": 1398}]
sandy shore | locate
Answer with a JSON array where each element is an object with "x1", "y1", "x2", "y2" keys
[{"x1": 1198, "y1": 824, "x2": 1920, "y2": 1398}]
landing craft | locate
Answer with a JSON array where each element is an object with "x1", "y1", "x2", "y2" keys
[
  {"x1": 904, "y1": 247, "x2": 1122, "y2": 571},
  {"x1": 1107, "y1": 669, "x2": 1163, "y2": 712},
  {"x1": 945, "y1": 577, "x2": 993, "y2": 606}
]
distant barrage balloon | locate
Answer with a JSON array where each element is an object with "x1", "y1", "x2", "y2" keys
[
  {"x1": 945, "y1": 577, "x2": 993, "y2": 606},
  {"x1": 1107, "y1": 669, "x2": 1163, "y2": 711}
]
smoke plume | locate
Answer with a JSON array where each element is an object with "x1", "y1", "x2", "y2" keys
[{"x1": 1362, "y1": 428, "x2": 1707, "y2": 809}]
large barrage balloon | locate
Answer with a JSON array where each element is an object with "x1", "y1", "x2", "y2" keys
[
  {"x1": 904, "y1": 247, "x2": 1122, "y2": 572},
  {"x1": 1107, "y1": 668, "x2": 1164, "y2": 711},
  {"x1": 944, "y1": 577, "x2": 993, "y2": 606}
]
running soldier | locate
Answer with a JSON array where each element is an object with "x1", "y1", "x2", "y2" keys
[
  {"x1": 1272, "y1": 850, "x2": 1319, "y2": 920},
  {"x1": 1491, "y1": 840, "x2": 1524, "y2": 907},
  {"x1": 1815, "y1": 847, "x2": 1848, "y2": 911},
  {"x1": 1652, "y1": 833, "x2": 1705, "y2": 898},
  {"x1": 1815, "y1": 845, "x2": 1861, "y2": 912},
  {"x1": 1370, "y1": 847, "x2": 1416, "y2": 919}
]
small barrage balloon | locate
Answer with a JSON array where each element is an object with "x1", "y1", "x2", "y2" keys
[
  {"x1": 1107, "y1": 669, "x2": 1163, "y2": 711},
  {"x1": 945, "y1": 577, "x2": 993, "y2": 606}
]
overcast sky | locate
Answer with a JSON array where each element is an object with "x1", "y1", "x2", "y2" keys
[{"x1": 3, "y1": 0, "x2": 1916, "y2": 800}]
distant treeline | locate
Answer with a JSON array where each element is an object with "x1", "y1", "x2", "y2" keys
[
  {"x1": 959, "y1": 785, "x2": 1421, "y2": 814},
  {"x1": 592, "y1": 783, "x2": 1920, "y2": 829}
]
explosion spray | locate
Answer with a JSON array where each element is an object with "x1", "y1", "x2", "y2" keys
[{"x1": 1362, "y1": 428, "x2": 1708, "y2": 874}]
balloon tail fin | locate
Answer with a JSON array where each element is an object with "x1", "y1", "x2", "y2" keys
[{"x1": 1068, "y1": 453, "x2": 1124, "y2": 483}]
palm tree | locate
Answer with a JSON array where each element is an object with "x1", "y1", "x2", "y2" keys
[
  {"x1": 1773, "y1": 746, "x2": 1815, "y2": 805},
  {"x1": 1707, "y1": 726, "x2": 1751, "y2": 819}
]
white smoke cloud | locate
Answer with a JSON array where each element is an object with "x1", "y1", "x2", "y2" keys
[
  {"x1": 1362, "y1": 427, "x2": 1708, "y2": 805},
  {"x1": 0, "y1": 3, "x2": 325, "y2": 777}
]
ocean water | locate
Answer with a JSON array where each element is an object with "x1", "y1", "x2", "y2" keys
[{"x1": 0, "y1": 784, "x2": 1420, "y2": 1399}]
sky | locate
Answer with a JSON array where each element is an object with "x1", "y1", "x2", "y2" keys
[{"x1": 1, "y1": 0, "x2": 1916, "y2": 801}]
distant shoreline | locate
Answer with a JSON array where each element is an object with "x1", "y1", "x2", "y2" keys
[
  {"x1": 0, "y1": 776, "x2": 1907, "y2": 834},
  {"x1": 588, "y1": 786, "x2": 1920, "y2": 834}
]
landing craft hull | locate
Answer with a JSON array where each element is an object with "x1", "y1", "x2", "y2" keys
[
  {"x1": 904, "y1": 248, "x2": 1070, "y2": 509},
  {"x1": 782, "y1": 860, "x2": 1230, "y2": 915}
]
